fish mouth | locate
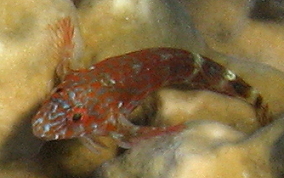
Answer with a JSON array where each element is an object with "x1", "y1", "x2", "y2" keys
[
  {"x1": 31, "y1": 99, "x2": 92, "y2": 140},
  {"x1": 32, "y1": 111, "x2": 88, "y2": 141},
  {"x1": 32, "y1": 115, "x2": 67, "y2": 140},
  {"x1": 31, "y1": 98, "x2": 80, "y2": 140}
]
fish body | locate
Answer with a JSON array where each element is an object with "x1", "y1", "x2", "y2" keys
[{"x1": 32, "y1": 48, "x2": 270, "y2": 147}]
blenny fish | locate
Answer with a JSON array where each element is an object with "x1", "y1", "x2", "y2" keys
[{"x1": 32, "y1": 47, "x2": 271, "y2": 149}]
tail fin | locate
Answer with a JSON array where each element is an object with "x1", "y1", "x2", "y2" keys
[{"x1": 192, "y1": 54, "x2": 272, "y2": 126}]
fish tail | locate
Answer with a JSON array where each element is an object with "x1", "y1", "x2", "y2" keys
[{"x1": 190, "y1": 53, "x2": 272, "y2": 126}]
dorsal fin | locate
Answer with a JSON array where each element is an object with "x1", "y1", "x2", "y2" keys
[{"x1": 48, "y1": 17, "x2": 75, "y2": 80}]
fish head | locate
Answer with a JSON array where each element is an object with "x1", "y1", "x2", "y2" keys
[{"x1": 31, "y1": 85, "x2": 108, "y2": 141}]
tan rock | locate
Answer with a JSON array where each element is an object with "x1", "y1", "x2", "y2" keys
[
  {"x1": 180, "y1": 0, "x2": 284, "y2": 72},
  {"x1": 0, "y1": 0, "x2": 82, "y2": 177},
  {"x1": 1, "y1": 0, "x2": 284, "y2": 177},
  {"x1": 96, "y1": 118, "x2": 284, "y2": 178},
  {"x1": 76, "y1": 0, "x2": 206, "y2": 65}
]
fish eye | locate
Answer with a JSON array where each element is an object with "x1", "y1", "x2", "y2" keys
[
  {"x1": 72, "y1": 113, "x2": 82, "y2": 122},
  {"x1": 55, "y1": 88, "x2": 64, "y2": 93}
]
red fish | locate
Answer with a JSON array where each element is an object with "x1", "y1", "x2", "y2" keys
[{"x1": 32, "y1": 48, "x2": 270, "y2": 149}]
